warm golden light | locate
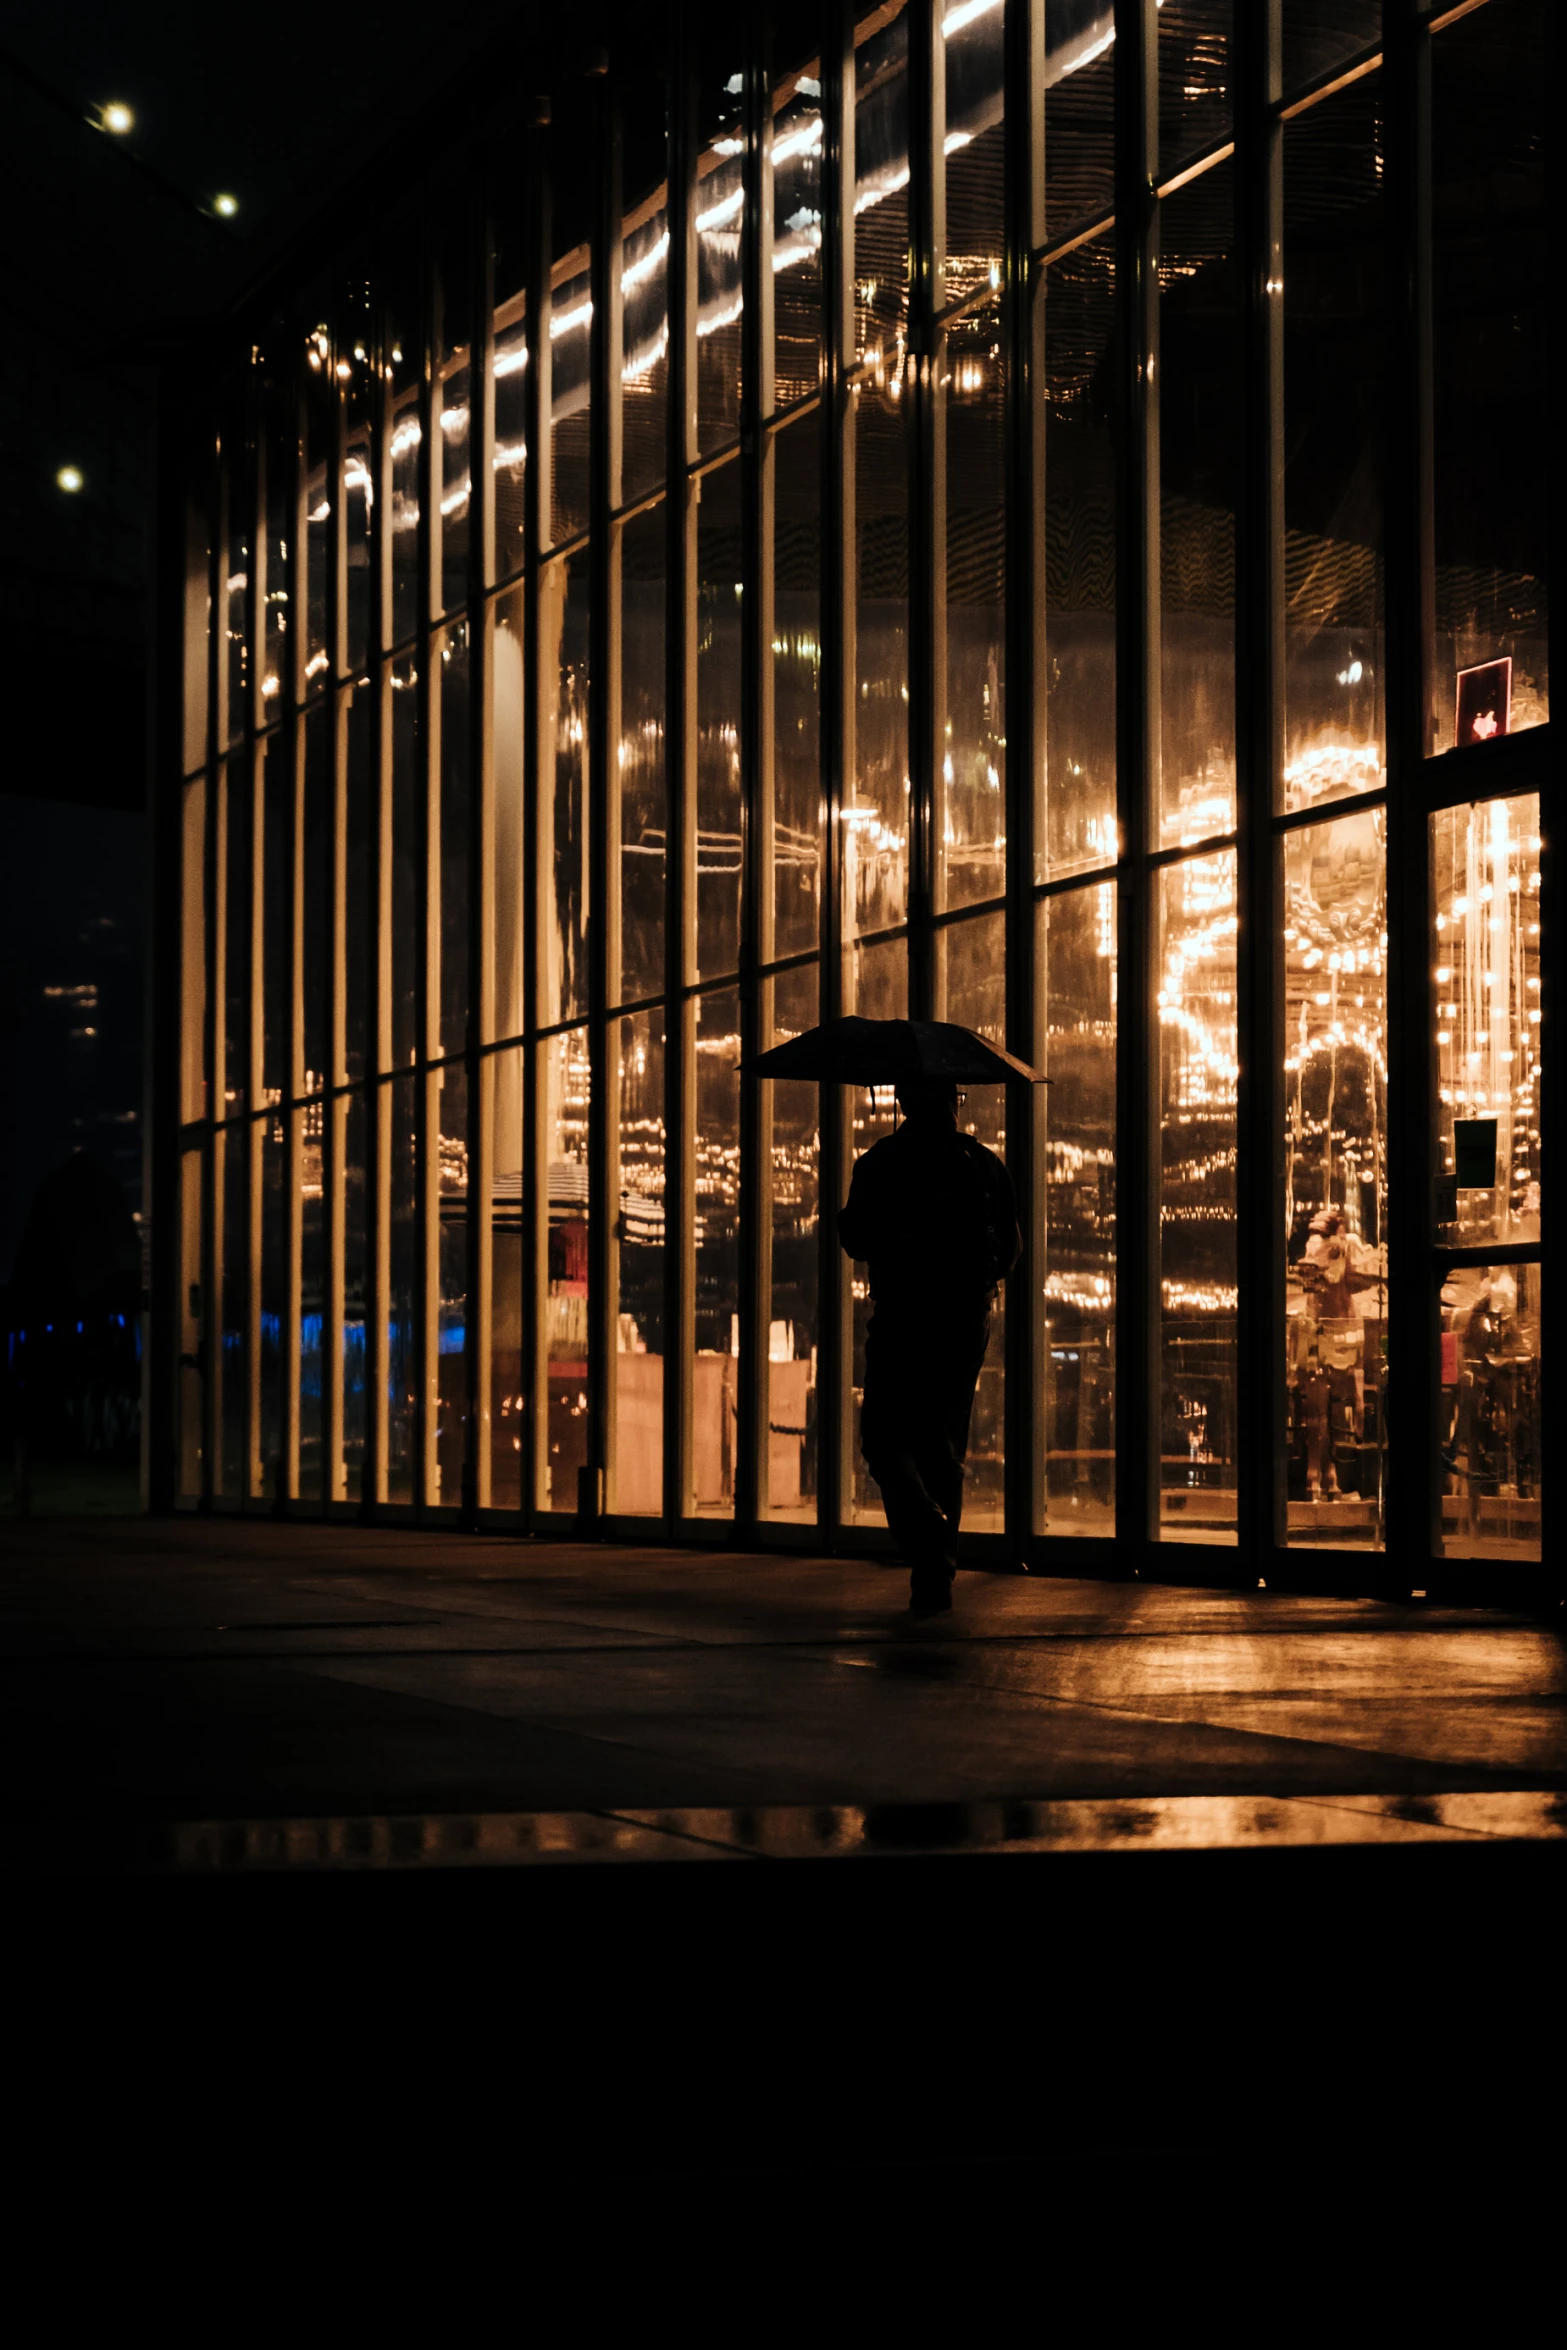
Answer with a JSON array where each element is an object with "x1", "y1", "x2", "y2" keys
[
  {"x1": 214, "y1": 192, "x2": 239, "y2": 218},
  {"x1": 56, "y1": 465, "x2": 84, "y2": 493},
  {"x1": 100, "y1": 100, "x2": 134, "y2": 134}
]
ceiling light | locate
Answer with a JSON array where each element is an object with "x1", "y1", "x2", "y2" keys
[
  {"x1": 214, "y1": 192, "x2": 239, "y2": 218},
  {"x1": 100, "y1": 101, "x2": 134, "y2": 135},
  {"x1": 57, "y1": 466, "x2": 84, "y2": 493}
]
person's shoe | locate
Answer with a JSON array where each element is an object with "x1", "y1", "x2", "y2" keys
[{"x1": 908, "y1": 1577, "x2": 953, "y2": 1616}]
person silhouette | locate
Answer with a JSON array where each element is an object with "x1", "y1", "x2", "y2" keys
[{"x1": 838, "y1": 1075, "x2": 1021, "y2": 1613}]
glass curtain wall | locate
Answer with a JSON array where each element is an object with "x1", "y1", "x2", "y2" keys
[{"x1": 170, "y1": 0, "x2": 1552, "y2": 1597}]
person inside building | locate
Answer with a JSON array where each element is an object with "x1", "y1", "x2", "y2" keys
[{"x1": 839, "y1": 1076, "x2": 1021, "y2": 1614}]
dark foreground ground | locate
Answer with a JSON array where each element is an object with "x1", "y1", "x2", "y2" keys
[{"x1": 4, "y1": 1517, "x2": 1562, "y2": 2254}]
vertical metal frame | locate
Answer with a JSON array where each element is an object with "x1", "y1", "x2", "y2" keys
[
  {"x1": 522, "y1": 116, "x2": 551, "y2": 1528},
  {"x1": 464, "y1": 162, "x2": 498, "y2": 1516},
  {"x1": 907, "y1": 0, "x2": 943, "y2": 1019},
  {"x1": 665, "y1": 40, "x2": 699, "y2": 1527},
  {"x1": 415, "y1": 237, "x2": 441, "y2": 1510},
  {"x1": 366, "y1": 269, "x2": 395, "y2": 1509},
  {"x1": 324, "y1": 301, "x2": 349, "y2": 1507}
]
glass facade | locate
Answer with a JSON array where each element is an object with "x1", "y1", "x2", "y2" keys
[{"x1": 158, "y1": 0, "x2": 1553, "y2": 1597}]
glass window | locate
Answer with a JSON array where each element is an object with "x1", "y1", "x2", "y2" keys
[
  {"x1": 179, "y1": 1147, "x2": 204, "y2": 1498},
  {"x1": 855, "y1": 2, "x2": 910, "y2": 363},
  {"x1": 182, "y1": 772, "x2": 207, "y2": 1122},
  {"x1": 1439, "y1": 1259, "x2": 1541, "y2": 1564},
  {"x1": 613, "y1": 1008, "x2": 665, "y2": 1517},
  {"x1": 261, "y1": 735, "x2": 291, "y2": 1100},
  {"x1": 1282, "y1": 75, "x2": 1386, "y2": 814},
  {"x1": 1432, "y1": 794, "x2": 1542, "y2": 1247},
  {"x1": 550, "y1": 252, "x2": 593, "y2": 545},
  {"x1": 541, "y1": 553, "x2": 590, "y2": 1027},
  {"x1": 342, "y1": 1087, "x2": 368, "y2": 1501},
  {"x1": 302, "y1": 707, "x2": 330, "y2": 1094},
  {"x1": 343, "y1": 361, "x2": 374, "y2": 675},
  {"x1": 390, "y1": 655, "x2": 421, "y2": 1067},
  {"x1": 223, "y1": 759, "x2": 251, "y2": 1118},
  {"x1": 183, "y1": 477, "x2": 211, "y2": 772},
  {"x1": 940, "y1": 294, "x2": 1006, "y2": 913},
  {"x1": 765, "y1": 963, "x2": 819, "y2": 1522},
  {"x1": 386, "y1": 1072, "x2": 419, "y2": 1505},
  {"x1": 490, "y1": 585, "x2": 528, "y2": 1045},
  {"x1": 772, "y1": 70, "x2": 823, "y2": 411},
  {"x1": 937, "y1": 909, "x2": 1008, "y2": 1533},
  {"x1": 619, "y1": 505, "x2": 667, "y2": 1006},
  {"x1": 225, "y1": 416, "x2": 250, "y2": 740},
  {"x1": 1283, "y1": 809, "x2": 1387, "y2": 1548},
  {"x1": 1158, "y1": 0, "x2": 1231, "y2": 178},
  {"x1": 493, "y1": 294, "x2": 529, "y2": 584},
  {"x1": 439, "y1": 622, "x2": 470, "y2": 1059},
  {"x1": 1430, "y1": 0, "x2": 1548, "y2": 751},
  {"x1": 944, "y1": 0, "x2": 1005, "y2": 298},
  {"x1": 850, "y1": 380, "x2": 909, "y2": 939},
  {"x1": 261, "y1": 354, "x2": 290, "y2": 712},
  {"x1": 1037, "y1": 883, "x2": 1116, "y2": 1539},
  {"x1": 303, "y1": 319, "x2": 333, "y2": 683},
  {"x1": 436, "y1": 1058, "x2": 468, "y2": 1505},
  {"x1": 1044, "y1": 0, "x2": 1115, "y2": 239},
  {"x1": 300, "y1": 1109, "x2": 325, "y2": 1502},
  {"x1": 437, "y1": 223, "x2": 473, "y2": 616},
  {"x1": 219, "y1": 1124, "x2": 248, "y2": 1498},
  {"x1": 344, "y1": 682, "x2": 371, "y2": 1084},
  {"x1": 690, "y1": 988, "x2": 740, "y2": 1517},
  {"x1": 697, "y1": 459, "x2": 744, "y2": 978},
  {"x1": 773, "y1": 415, "x2": 822, "y2": 962},
  {"x1": 387, "y1": 303, "x2": 422, "y2": 649},
  {"x1": 487, "y1": 1043, "x2": 525, "y2": 1511},
  {"x1": 1044, "y1": 233, "x2": 1117, "y2": 879},
  {"x1": 1158, "y1": 850, "x2": 1238, "y2": 1543},
  {"x1": 1159, "y1": 161, "x2": 1239, "y2": 848},
  {"x1": 1282, "y1": 2, "x2": 1380, "y2": 100},
  {"x1": 842, "y1": 933, "x2": 906, "y2": 1528},
  {"x1": 697, "y1": 91, "x2": 745, "y2": 451},
  {"x1": 623, "y1": 200, "x2": 670, "y2": 502},
  {"x1": 543, "y1": 1027, "x2": 592, "y2": 1513},
  {"x1": 259, "y1": 1111, "x2": 285, "y2": 1500}
]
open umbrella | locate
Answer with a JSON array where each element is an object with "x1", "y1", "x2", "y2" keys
[{"x1": 748, "y1": 1016, "x2": 1042, "y2": 1085}]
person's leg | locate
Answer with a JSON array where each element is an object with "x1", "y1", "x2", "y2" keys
[
  {"x1": 862, "y1": 1312, "x2": 955, "y2": 1605},
  {"x1": 916, "y1": 1308, "x2": 993, "y2": 1576}
]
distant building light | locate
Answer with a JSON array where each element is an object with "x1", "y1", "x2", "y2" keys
[
  {"x1": 214, "y1": 192, "x2": 239, "y2": 218},
  {"x1": 57, "y1": 465, "x2": 84, "y2": 493},
  {"x1": 100, "y1": 101, "x2": 134, "y2": 135}
]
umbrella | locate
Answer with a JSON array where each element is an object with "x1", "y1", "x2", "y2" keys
[{"x1": 748, "y1": 1016, "x2": 1042, "y2": 1086}]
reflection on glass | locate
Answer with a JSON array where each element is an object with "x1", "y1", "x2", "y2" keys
[
  {"x1": 493, "y1": 296, "x2": 529, "y2": 583},
  {"x1": 773, "y1": 416, "x2": 821, "y2": 960},
  {"x1": 300, "y1": 1119, "x2": 324, "y2": 1502},
  {"x1": 551, "y1": 255, "x2": 592, "y2": 545},
  {"x1": 543, "y1": 1028, "x2": 591, "y2": 1513},
  {"x1": 182, "y1": 773, "x2": 207, "y2": 1122},
  {"x1": 439, "y1": 353, "x2": 471, "y2": 616},
  {"x1": 304, "y1": 329, "x2": 332, "y2": 678},
  {"x1": 1432, "y1": 794, "x2": 1542, "y2": 1247},
  {"x1": 541, "y1": 554, "x2": 590, "y2": 1026},
  {"x1": 303, "y1": 707, "x2": 329, "y2": 1091},
  {"x1": 258, "y1": 1117, "x2": 284, "y2": 1500},
  {"x1": 180, "y1": 1149, "x2": 203, "y2": 1497},
  {"x1": 691, "y1": 989, "x2": 740, "y2": 1516},
  {"x1": 344, "y1": 422, "x2": 373, "y2": 672},
  {"x1": 1037, "y1": 884, "x2": 1116, "y2": 1538},
  {"x1": 1158, "y1": 0, "x2": 1231, "y2": 175},
  {"x1": 698, "y1": 88, "x2": 744, "y2": 452},
  {"x1": 390, "y1": 656, "x2": 420, "y2": 1066},
  {"x1": 224, "y1": 760, "x2": 251, "y2": 1118},
  {"x1": 1440, "y1": 1258, "x2": 1541, "y2": 1563},
  {"x1": 1283, "y1": 78, "x2": 1386, "y2": 813},
  {"x1": 938, "y1": 910, "x2": 1007, "y2": 1532},
  {"x1": 619, "y1": 505, "x2": 666, "y2": 1005},
  {"x1": 1158, "y1": 851, "x2": 1238, "y2": 1541},
  {"x1": 1044, "y1": 0, "x2": 1115, "y2": 237},
  {"x1": 622, "y1": 201, "x2": 669, "y2": 501},
  {"x1": 390, "y1": 389, "x2": 421, "y2": 650},
  {"x1": 488, "y1": 1044, "x2": 525, "y2": 1511},
  {"x1": 436, "y1": 1059, "x2": 467, "y2": 1505},
  {"x1": 945, "y1": 0, "x2": 1005, "y2": 299},
  {"x1": 772, "y1": 69, "x2": 823, "y2": 410},
  {"x1": 843, "y1": 935, "x2": 905, "y2": 1526},
  {"x1": 697, "y1": 460, "x2": 743, "y2": 977},
  {"x1": 342, "y1": 1088, "x2": 367, "y2": 1499},
  {"x1": 226, "y1": 417, "x2": 249, "y2": 738},
  {"x1": 855, "y1": 2, "x2": 909, "y2": 362},
  {"x1": 941, "y1": 296, "x2": 1006, "y2": 913},
  {"x1": 614, "y1": 1009, "x2": 664, "y2": 1517},
  {"x1": 262, "y1": 736, "x2": 290, "y2": 1098},
  {"x1": 1282, "y1": 1, "x2": 1380, "y2": 98},
  {"x1": 851, "y1": 380, "x2": 909, "y2": 937},
  {"x1": 345, "y1": 683, "x2": 370, "y2": 1082},
  {"x1": 490, "y1": 587, "x2": 527, "y2": 1044},
  {"x1": 1044, "y1": 234, "x2": 1117, "y2": 878},
  {"x1": 1431, "y1": 0, "x2": 1548, "y2": 751},
  {"x1": 439, "y1": 625, "x2": 469, "y2": 1058},
  {"x1": 766, "y1": 963, "x2": 819, "y2": 1522},
  {"x1": 387, "y1": 1074, "x2": 418, "y2": 1504},
  {"x1": 219, "y1": 1126, "x2": 247, "y2": 1497},
  {"x1": 262, "y1": 368, "x2": 289, "y2": 709},
  {"x1": 1283, "y1": 810, "x2": 1387, "y2": 1547}
]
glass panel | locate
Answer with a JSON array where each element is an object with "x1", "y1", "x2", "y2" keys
[
  {"x1": 488, "y1": 1043, "x2": 526, "y2": 1511},
  {"x1": 1430, "y1": 0, "x2": 1548, "y2": 751},
  {"x1": 261, "y1": 356, "x2": 289, "y2": 713},
  {"x1": 940, "y1": 294, "x2": 1007, "y2": 913},
  {"x1": 543, "y1": 1028, "x2": 592, "y2": 1514},
  {"x1": 344, "y1": 681, "x2": 371, "y2": 1084},
  {"x1": 766, "y1": 964, "x2": 819, "y2": 1523},
  {"x1": 436, "y1": 1058, "x2": 468, "y2": 1506},
  {"x1": 614, "y1": 1008, "x2": 665, "y2": 1517},
  {"x1": 299, "y1": 1110, "x2": 325, "y2": 1503},
  {"x1": 261, "y1": 735, "x2": 291, "y2": 1101},
  {"x1": 219, "y1": 1125, "x2": 248, "y2": 1497},
  {"x1": 390, "y1": 655, "x2": 421, "y2": 1067},
  {"x1": 1158, "y1": 850, "x2": 1238, "y2": 1543},
  {"x1": 772, "y1": 70, "x2": 824, "y2": 411},
  {"x1": 936, "y1": 910, "x2": 1008, "y2": 1534},
  {"x1": 773, "y1": 416, "x2": 822, "y2": 961},
  {"x1": 223, "y1": 760, "x2": 251, "y2": 1118},
  {"x1": 1432, "y1": 794, "x2": 1542, "y2": 1247},
  {"x1": 179, "y1": 1148, "x2": 203, "y2": 1498},
  {"x1": 1044, "y1": 232, "x2": 1117, "y2": 879},
  {"x1": 623, "y1": 201, "x2": 669, "y2": 502},
  {"x1": 944, "y1": 0, "x2": 1005, "y2": 299},
  {"x1": 850, "y1": 379, "x2": 909, "y2": 938},
  {"x1": 259, "y1": 1112, "x2": 284, "y2": 1500},
  {"x1": 1158, "y1": 0, "x2": 1231, "y2": 177},
  {"x1": 697, "y1": 458, "x2": 743, "y2": 978},
  {"x1": 697, "y1": 95, "x2": 744, "y2": 452},
  {"x1": 437, "y1": 222, "x2": 473, "y2": 616},
  {"x1": 182, "y1": 773, "x2": 207, "y2": 1122},
  {"x1": 342, "y1": 1088, "x2": 368, "y2": 1501},
  {"x1": 1037, "y1": 883, "x2": 1116, "y2": 1538},
  {"x1": 541, "y1": 553, "x2": 590, "y2": 1026},
  {"x1": 303, "y1": 321, "x2": 332, "y2": 684},
  {"x1": 439, "y1": 622, "x2": 470, "y2": 1059},
  {"x1": 619, "y1": 504, "x2": 667, "y2": 1006},
  {"x1": 842, "y1": 933, "x2": 906, "y2": 1528},
  {"x1": 387, "y1": 1073, "x2": 418, "y2": 1505},
  {"x1": 1044, "y1": 0, "x2": 1115, "y2": 238},
  {"x1": 225, "y1": 420, "x2": 250, "y2": 739},
  {"x1": 183, "y1": 476, "x2": 211, "y2": 772},
  {"x1": 339, "y1": 259, "x2": 375, "y2": 671},
  {"x1": 1282, "y1": 2, "x2": 1380, "y2": 99},
  {"x1": 390, "y1": 389, "x2": 421, "y2": 650},
  {"x1": 1439, "y1": 1258, "x2": 1541, "y2": 1564},
  {"x1": 551, "y1": 255, "x2": 593, "y2": 545},
  {"x1": 491, "y1": 585, "x2": 527, "y2": 1043},
  {"x1": 690, "y1": 988, "x2": 740, "y2": 1517},
  {"x1": 855, "y1": 1, "x2": 910, "y2": 363},
  {"x1": 302, "y1": 706, "x2": 329, "y2": 1093},
  {"x1": 1282, "y1": 75, "x2": 1386, "y2": 814},
  {"x1": 1159, "y1": 161, "x2": 1239, "y2": 848},
  {"x1": 493, "y1": 295, "x2": 529, "y2": 583},
  {"x1": 1283, "y1": 810, "x2": 1387, "y2": 1548}
]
